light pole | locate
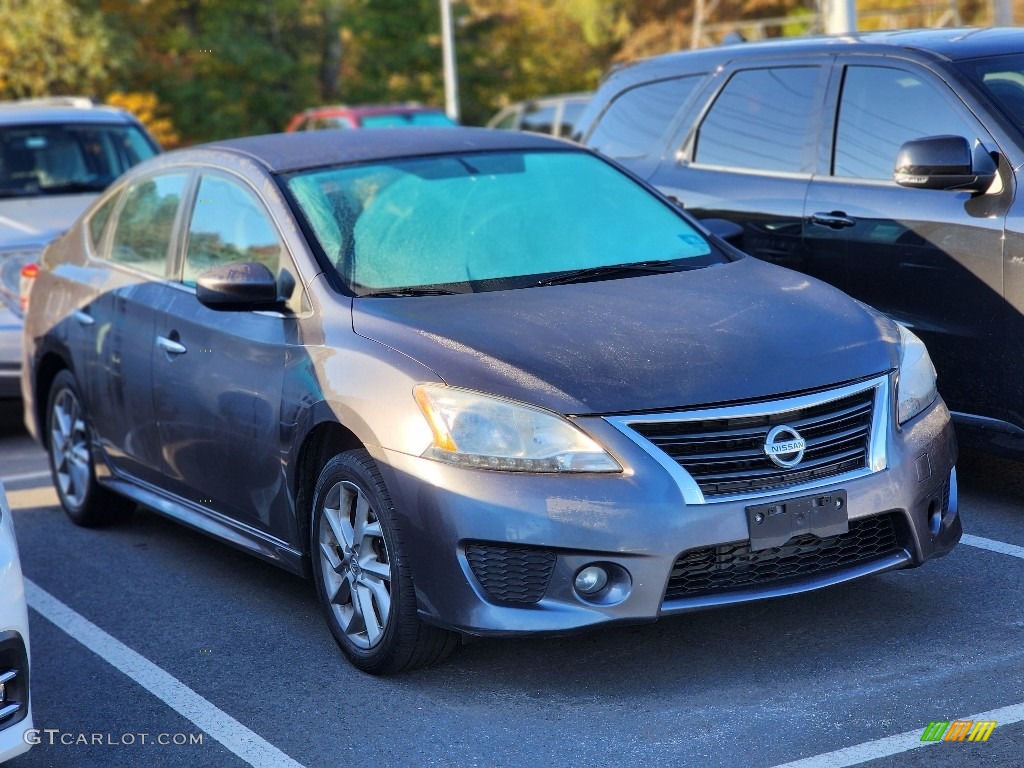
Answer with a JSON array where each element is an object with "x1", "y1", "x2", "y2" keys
[{"x1": 440, "y1": 0, "x2": 460, "y2": 122}]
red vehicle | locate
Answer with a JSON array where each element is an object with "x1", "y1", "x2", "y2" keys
[{"x1": 285, "y1": 104, "x2": 456, "y2": 132}]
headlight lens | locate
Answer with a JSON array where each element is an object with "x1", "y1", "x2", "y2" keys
[
  {"x1": 896, "y1": 324, "x2": 938, "y2": 424},
  {"x1": 414, "y1": 384, "x2": 621, "y2": 472}
]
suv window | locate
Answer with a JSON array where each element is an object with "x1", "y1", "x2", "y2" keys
[
  {"x1": 589, "y1": 76, "x2": 703, "y2": 159},
  {"x1": 834, "y1": 65, "x2": 980, "y2": 181},
  {"x1": 107, "y1": 173, "x2": 187, "y2": 276},
  {"x1": 694, "y1": 66, "x2": 820, "y2": 173},
  {"x1": 558, "y1": 101, "x2": 587, "y2": 137},
  {"x1": 183, "y1": 174, "x2": 282, "y2": 286},
  {"x1": 520, "y1": 104, "x2": 557, "y2": 134}
]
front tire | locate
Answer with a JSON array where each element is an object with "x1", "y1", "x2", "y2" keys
[
  {"x1": 46, "y1": 369, "x2": 134, "y2": 527},
  {"x1": 310, "y1": 449, "x2": 458, "y2": 674}
]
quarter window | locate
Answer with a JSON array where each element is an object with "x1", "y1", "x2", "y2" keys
[
  {"x1": 184, "y1": 175, "x2": 282, "y2": 286},
  {"x1": 694, "y1": 67, "x2": 820, "y2": 173},
  {"x1": 588, "y1": 76, "x2": 703, "y2": 159},
  {"x1": 107, "y1": 173, "x2": 187, "y2": 276},
  {"x1": 834, "y1": 66, "x2": 979, "y2": 180}
]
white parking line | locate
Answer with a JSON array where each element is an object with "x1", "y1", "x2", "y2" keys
[
  {"x1": 24, "y1": 579, "x2": 305, "y2": 768},
  {"x1": 771, "y1": 701, "x2": 1024, "y2": 768},
  {"x1": 961, "y1": 533, "x2": 1024, "y2": 560},
  {"x1": 0, "y1": 470, "x2": 51, "y2": 483}
]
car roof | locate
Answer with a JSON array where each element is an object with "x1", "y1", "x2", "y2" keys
[
  {"x1": 0, "y1": 101, "x2": 139, "y2": 127},
  {"x1": 620, "y1": 27, "x2": 1024, "y2": 75},
  {"x1": 188, "y1": 127, "x2": 577, "y2": 173}
]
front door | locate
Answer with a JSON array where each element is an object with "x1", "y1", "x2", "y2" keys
[
  {"x1": 805, "y1": 59, "x2": 1009, "y2": 419},
  {"x1": 152, "y1": 172, "x2": 293, "y2": 536}
]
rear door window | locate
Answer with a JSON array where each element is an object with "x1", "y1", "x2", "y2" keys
[
  {"x1": 107, "y1": 173, "x2": 188, "y2": 276},
  {"x1": 833, "y1": 65, "x2": 981, "y2": 180},
  {"x1": 588, "y1": 76, "x2": 704, "y2": 159},
  {"x1": 694, "y1": 66, "x2": 821, "y2": 173}
]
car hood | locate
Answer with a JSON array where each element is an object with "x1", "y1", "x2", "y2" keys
[
  {"x1": 351, "y1": 258, "x2": 899, "y2": 415},
  {"x1": 0, "y1": 194, "x2": 96, "y2": 250}
]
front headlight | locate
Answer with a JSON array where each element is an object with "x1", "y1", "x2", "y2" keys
[
  {"x1": 896, "y1": 324, "x2": 938, "y2": 424},
  {"x1": 414, "y1": 384, "x2": 621, "y2": 472}
]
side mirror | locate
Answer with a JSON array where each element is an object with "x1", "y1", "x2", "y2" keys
[
  {"x1": 196, "y1": 261, "x2": 280, "y2": 310},
  {"x1": 894, "y1": 135, "x2": 997, "y2": 193},
  {"x1": 701, "y1": 218, "x2": 744, "y2": 248}
]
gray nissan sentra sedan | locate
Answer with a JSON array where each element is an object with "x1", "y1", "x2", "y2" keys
[{"x1": 21, "y1": 128, "x2": 960, "y2": 674}]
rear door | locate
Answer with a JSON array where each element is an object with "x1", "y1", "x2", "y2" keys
[
  {"x1": 805, "y1": 56, "x2": 1009, "y2": 419},
  {"x1": 79, "y1": 171, "x2": 190, "y2": 486},
  {"x1": 152, "y1": 171, "x2": 294, "y2": 537}
]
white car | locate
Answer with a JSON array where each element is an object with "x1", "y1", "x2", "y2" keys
[{"x1": 0, "y1": 480, "x2": 31, "y2": 760}]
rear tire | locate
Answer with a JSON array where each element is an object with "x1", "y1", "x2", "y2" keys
[
  {"x1": 310, "y1": 449, "x2": 459, "y2": 674},
  {"x1": 46, "y1": 369, "x2": 134, "y2": 527}
]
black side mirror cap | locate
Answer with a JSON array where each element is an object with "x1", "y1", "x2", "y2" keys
[
  {"x1": 701, "y1": 218, "x2": 744, "y2": 247},
  {"x1": 196, "y1": 261, "x2": 280, "y2": 310},
  {"x1": 894, "y1": 135, "x2": 997, "y2": 193}
]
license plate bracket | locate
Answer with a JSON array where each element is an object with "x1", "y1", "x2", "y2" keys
[{"x1": 746, "y1": 490, "x2": 848, "y2": 551}]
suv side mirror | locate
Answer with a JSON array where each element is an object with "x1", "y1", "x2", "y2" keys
[
  {"x1": 196, "y1": 261, "x2": 280, "y2": 310},
  {"x1": 701, "y1": 218, "x2": 744, "y2": 247},
  {"x1": 894, "y1": 135, "x2": 997, "y2": 193}
]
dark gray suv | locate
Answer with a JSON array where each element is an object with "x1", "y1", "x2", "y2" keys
[
  {"x1": 575, "y1": 27, "x2": 1024, "y2": 456},
  {"x1": 23, "y1": 129, "x2": 959, "y2": 674}
]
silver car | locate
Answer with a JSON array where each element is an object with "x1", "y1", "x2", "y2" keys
[
  {"x1": 0, "y1": 481, "x2": 32, "y2": 761},
  {"x1": 0, "y1": 97, "x2": 160, "y2": 398},
  {"x1": 23, "y1": 129, "x2": 960, "y2": 674}
]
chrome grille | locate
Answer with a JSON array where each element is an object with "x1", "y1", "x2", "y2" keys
[
  {"x1": 626, "y1": 384, "x2": 878, "y2": 500},
  {"x1": 0, "y1": 631, "x2": 29, "y2": 730}
]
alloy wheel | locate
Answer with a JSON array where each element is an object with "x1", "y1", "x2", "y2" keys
[
  {"x1": 317, "y1": 480, "x2": 393, "y2": 649},
  {"x1": 50, "y1": 387, "x2": 91, "y2": 509}
]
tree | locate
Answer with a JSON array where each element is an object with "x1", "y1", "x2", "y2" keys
[
  {"x1": 458, "y1": 0, "x2": 611, "y2": 126},
  {"x1": 0, "y1": 0, "x2": 112, "y2": 99}
]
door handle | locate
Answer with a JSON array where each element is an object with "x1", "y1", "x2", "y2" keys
[
  {"x1": 810, "y1": 212, "x2": 856, "y2": 229},
  {"x1": 156, "y1": 336, "x2": 187, "y2": 355},
  {"x1": 72, "y1": 310, "x2": 94, "y2": 326}
]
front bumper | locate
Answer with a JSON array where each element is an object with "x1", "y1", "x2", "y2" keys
[
  {"x1": 375, "y1": 391, "x2": 959, "y2": 637},
  {"x1": 0, "y1": 491, "x2": 32, "y2": 761}
]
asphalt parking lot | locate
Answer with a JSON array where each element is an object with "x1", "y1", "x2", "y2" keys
[{"x1": 1, "y1": 402, "x2": 1021, "y2": 768}]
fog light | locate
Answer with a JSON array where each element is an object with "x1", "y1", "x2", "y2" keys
[{"x1": 574, "y1": 566, "x2": 609, "y2": 595}]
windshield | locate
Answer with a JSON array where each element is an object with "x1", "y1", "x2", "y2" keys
[
  {"x1": 0, "y1": 122, "x2": 158, "y2": 198},
  {"x1": 285, "y1": 150, "x2": 721, "y2": 294},
  {"x1": 956, "y1": 54, "x2": 1024, "y2": 129},
  {"x1": 359, "y1": 112, "x2": 456, "y2": 128}
]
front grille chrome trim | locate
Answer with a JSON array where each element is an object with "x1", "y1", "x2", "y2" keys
[{"x1": 606, "y1": 374, "x2": 891, "y2": 505}]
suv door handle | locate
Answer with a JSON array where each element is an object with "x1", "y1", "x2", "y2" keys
[
  {"x1": 72, "y1": 310, "x2": 94, "y2": 326},
  {"x1": 156, "y1": 335, "x2": 187, "y2": 355},
  {"x1": 810, "y1": 212, "x2": 856, "y2": 229}
]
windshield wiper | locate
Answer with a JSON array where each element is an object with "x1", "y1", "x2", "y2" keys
[
  {"x1": 360, "y1": 287, "x2": 463, "y2": 297},
  {"x1": 535, "y1": 260, "x2": 687, "y2": 287}
]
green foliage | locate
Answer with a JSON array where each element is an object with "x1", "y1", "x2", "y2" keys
[
  {"x1": 457, "y1": 0, "x2": 610, "y2": 126},
  {"x1": 0, "y1": 0, "x2": 113, "y2": 99},
  {"x1": 4, "y1": 0, "x2": 998, "y2": 144}
]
